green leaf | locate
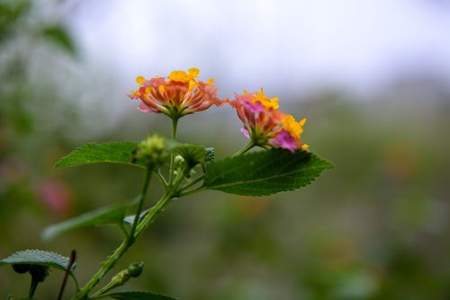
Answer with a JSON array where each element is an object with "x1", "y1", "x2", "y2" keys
[
  {"x1": 41, "y1": 24, "x2": 76, "y2": 56},
  {"x1": 107, "y1": 291, "x2": 176, "y2": 300},
  {"x1": 55, "y1": 142, "x2": 143, "y2": 169},
  {"x1": 204, "y1": 149, "x2": 333, "y2": 196},
  {"x1": 42, "y1": 203, "x2": 134, "y2": 240},
  {"x1": 0, "y1": 250, "x2": 75, "y2": 273}
]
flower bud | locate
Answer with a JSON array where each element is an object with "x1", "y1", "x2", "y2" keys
[
  {"x1": 133, "y1": 135, "x2": 168, "y2": 168},
  {"x1": 96, "y1": 261, "x2": 145, "y2": 295},
  {"x1": 128, "y1": 261, "x2": 144, "y2": 277},
  {"x1": 174, "y1": 155, "x2": 185, "y2": 167}
]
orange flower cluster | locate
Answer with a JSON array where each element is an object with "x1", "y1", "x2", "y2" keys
[{"x1": 129, "y1": 68, "x2": 221, "y2": 120}]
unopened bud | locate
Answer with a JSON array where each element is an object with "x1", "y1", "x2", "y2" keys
[
  {"x1": 128, "y1": 261, "x2": 144, "y2": 277},
  {"x1": 134, "y1": 135, "x2": 168, "y2": 167},
  {"x1": 174, "y1": 155, "x2": 185, "y2": 167},
  {"x1": 96, "y1": 261, "x2": 145, "y2": 295}
]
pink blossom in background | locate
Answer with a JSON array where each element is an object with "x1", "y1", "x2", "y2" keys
[{"x1": 38, "y1": 180, "x2": 72, "y2": 216}]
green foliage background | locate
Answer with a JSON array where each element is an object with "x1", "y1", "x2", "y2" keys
[{"x1": 1, "y1": 1, "x2": 449, "y2": 299}]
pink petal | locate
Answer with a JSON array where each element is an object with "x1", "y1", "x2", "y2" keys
[
  {"x1": 240, "y1": 127, "x2": 250, "y2": 139},
  {"x1": 138, "y1": 101, "x2": 153, "y2": 112},
  {"x1": 272, "y1": 130, "x2": 298, "y2": 152}
]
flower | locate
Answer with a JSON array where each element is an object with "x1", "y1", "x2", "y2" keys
[
  {"x1": 230, "y1": 89, "x2": 309, "y2": 152},
  {"x1": 129, "y1": 68, "x2": 221, "y2": 119}
]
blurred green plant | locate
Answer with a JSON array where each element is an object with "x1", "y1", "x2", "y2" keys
[{"x1": 0, "y1": 63, "x2": 332, "y2": 299}]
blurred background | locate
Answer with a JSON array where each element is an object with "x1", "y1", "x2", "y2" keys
[{"x1": 1, "y1": 0, "x2": 449, "y2": 299}]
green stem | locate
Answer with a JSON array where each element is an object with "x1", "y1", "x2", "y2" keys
[
  {"x1": 74, "y1": 240, "x2": 129, "y2": 299},
  {"x1": 73, "y1": 170, "x2": 154, "y2": 299},
  {"x1": 233, "y1": 140, "x2": 255, "y2": 156},
  {"x1": 157, "y1": 169, "x2": 168, "y2": 188},
  {"x1": 168, "y1": 118, "x2": 179, "y2": 184},
  {"x1": 73, "y1": 133, "x2": 185, "y2": 300},
  {"x1": 129, "y1": 168, "x2": 152, "y2": 241},
  {"x1": 171, "y1": 118, "x2": 178, "y2": 139}
]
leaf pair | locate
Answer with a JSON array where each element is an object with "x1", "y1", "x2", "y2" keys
[
  {"x1": 55, "y1": 141, "x2": 210, "y2": 170},
  {"x1": 56, "y1": 141, "x2": 333, "y2": 196}
]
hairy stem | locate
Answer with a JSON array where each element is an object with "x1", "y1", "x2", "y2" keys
[{"x1": 74, "y1": 240, "x2": 128, "y2": 299}]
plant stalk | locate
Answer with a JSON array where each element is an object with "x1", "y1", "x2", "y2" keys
[
  {"x1": 129, "y1": 168, "x2": 152, "y2": 241},
  {"x1": 168, "y1": 117, "x2": 179, "y2": 184},
  {"x1": 233, "y1": 140, "x2": 255, "y2": 156},
  {"x1": 73, "y1": 170, "x2": 155, "y2": 299}
]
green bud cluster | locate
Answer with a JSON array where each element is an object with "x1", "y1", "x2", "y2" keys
[{"x1": 133, "y1": 135, "x2": 168, "y2": 168}]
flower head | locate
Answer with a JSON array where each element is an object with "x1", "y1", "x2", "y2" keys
[
  {"x1": 230, "y1": 89, "x2": 309, "y2": 152},
  {"x1": 129, "y1": 68, "x2": 221, "y2": 120}
]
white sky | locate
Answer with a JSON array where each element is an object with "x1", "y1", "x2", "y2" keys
[{"x1": 69, "y1": 0, "x2": 450, "y2": 95}]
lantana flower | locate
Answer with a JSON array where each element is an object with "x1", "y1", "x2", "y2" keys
[
  {"x1": 129, "y1": 68, "x2": 221, "y2": 120},
  {"x1": 230, "y1": 89, "x2": 309, "y2": 152}
]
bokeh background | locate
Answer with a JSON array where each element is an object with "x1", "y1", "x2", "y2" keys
[{"x1": 1, "y1": 0, "x2": 450, "y2": 299}]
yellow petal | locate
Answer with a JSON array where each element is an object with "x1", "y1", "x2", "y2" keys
[
  {"x1": 188, "y1": 80, "x2": 198, "y2": 91},
  {"x1": 169, "y1": 70, "x2": 189, "y2": 82},
  {"x1": 136, "y1": 75, "x2": 145, "y2": 85},
  {"x1": 188, "y1": 67, "x2": 200, "y2": 78},
  {"x1": 282, "y1": 115, "x2": 302, "y2": 137}
]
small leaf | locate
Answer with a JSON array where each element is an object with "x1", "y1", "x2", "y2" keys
[
  {"x1": 41, "y1": 24, "x2": 76, "y2": 56},
  {"x1": 204, "y1": 149, "x2": 333, "y2": 196},
  {"x1": 0, "y1": 250, "x2": 75, "y2": 273},
  {"x1": 43, "y1": 203, "x2": 134, "y2": 240},
  {"x1": 55, "y1": 142, "x2": 143, "y2": 169},
  {"x1": 107, "y1": 291, "x2": 176, "y2": 300}
]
